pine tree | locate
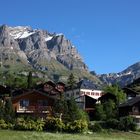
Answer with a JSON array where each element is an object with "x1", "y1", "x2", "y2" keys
[
  {"x1": 53, "y1": 98, "x2": 68, "y2": 121},
  {"x1": 27, "y1": 71, "x2": 32, "y2": 89},
  {"x1": 67, "y1": 97, "x2": 88, "y2": 122},
  {"x1": 4, "y1": 98, "x2": 15, "y2": 122},
  {"x1": 67, "y1": 73, "x2": 76, "y2": 96},
  {"x1": 67, "y1": 73, "x2": 76, "y2": 89}
]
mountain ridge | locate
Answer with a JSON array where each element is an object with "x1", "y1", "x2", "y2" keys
[
  {"x1": 97, "y1": 62, "x2": 140, "y2": 87},
  {"x1": 0, "y1": 24, "x2": 101, "y2": 85}
]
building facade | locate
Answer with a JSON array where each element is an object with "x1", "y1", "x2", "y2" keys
[{"x1": 65, "y1": 80, "x2": 102, "y2": 110}]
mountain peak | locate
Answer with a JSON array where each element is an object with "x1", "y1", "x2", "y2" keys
[
  {"x1": 98, "y1": 61, "x2": 140, "y2": 87},
  {"x1": 0, "y1": 24, "x2": 100, "y2": 84},
  {"x1": 8, "y1": 26, "x2": 35, "y2": 39}
]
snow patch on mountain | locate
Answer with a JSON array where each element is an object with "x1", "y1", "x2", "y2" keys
[
  {"x1": 9, "y1": 26, "x2": 35, "y2": 39},
  {"x1": 45, "y1": 36, "x2": 53, "y2": 42},
  {"x1": 56, "y1": 33, "x2": 63, "y2": 36}
]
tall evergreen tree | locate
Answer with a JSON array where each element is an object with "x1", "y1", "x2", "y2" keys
[
  {"x1": 4, "y1": 99, "x2": 15, "y2": 122},
  {"x1": 53, "y1": 98, "x2": 69, "y2": 121},
  {"x1": 27, "y1": 71, "x2": 32, "y2": 88},
  {"x1": 67, "y1": 97, "x2": 88, "y2": 122},
  {"x1": 67, "y1": 73, "x2": 76, "y2": 89},
  {"x1": 67, "y1": 73, "x2": 76, "y2": 96}
]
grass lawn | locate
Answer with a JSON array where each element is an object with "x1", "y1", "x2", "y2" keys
[{"x1": 0, "y1": 130, "x2": 140, "y2": 140}]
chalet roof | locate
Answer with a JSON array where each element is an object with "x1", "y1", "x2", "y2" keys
[
  {"x1": 77, "y1": 79, "x2": 100, "y2": 90},
  {"x1": 119, "y1": 96, "x2": 140, "y2": 107},
  {"x1": 85, "y1": 95, "x2": 97, "y2": 102},
  {"x1": 98, "y1": 92, "x2": 116, "y2": 101},
  {"x1": 65, "y1": 79, "x2": 101, "y2": 91},
  {"x1": 123, "y1": 87, "x2": 139, "y2": 95},
  {"x1": 12, "y1": 88, "x2": 29, "y2": 97},
  {"x1": 74, "y1": 94, "x2": 97, "y2": 101},
  {"x1": 12, "y1": 90, "x2": 57, "y2": 100}
]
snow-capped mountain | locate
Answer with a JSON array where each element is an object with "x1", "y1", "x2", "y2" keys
[
  {"x1": 9, "y1": 26, "x2": 35, "y2": 39},
  {"x1": 97, "y1": 62, "x2": 140, "y2": 87},
  {"x1": 0, "y1": 24, "x2": 101, "y2": 84}
]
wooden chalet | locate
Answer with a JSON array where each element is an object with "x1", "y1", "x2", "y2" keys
[
  {"x1": 12, "y1": 90, "x2": 57, "y2": 118},
  {"x1": 75, "y1": 95, "x2": 97, "y2": 119},
  {"x1": 12, "y1": 81, "x2": 65, "y2": 118},
  {"x1": 75, "y1": 95, "x2": 97, "y2": 111},
  {"x1": 123, "y1": 87, "x2": 139, "y2": 100},
  {"x1": 119, "y1": 96, "x2": 140, "y2": 128},
  {"x1": 36, "y1": 81, "x2": 65, "y2": 97}
]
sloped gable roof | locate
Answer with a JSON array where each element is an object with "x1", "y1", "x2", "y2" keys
[
  {"x1": 98, "y1": 92, "x2": 116, "y2": 101},
  {"x1": 77, "y1": 79, "x2": 100, "y2": 90},
  {"x1": 119, "y1": 96, "x2": 140, "y2": 107},
  {"x1": 12, "y1": 90, "x2": 56, "y2": 101}
]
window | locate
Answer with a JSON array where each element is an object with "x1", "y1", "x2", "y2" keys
[
  {"x1": 96, "y1": 93, "x2": 99, "y2": 96},
  {"x1": 86, "y1": 92, "x2": 90, "y2": 95},
  {"x1": 19, "y1": 99, "x2": 29, "y2": 109}
]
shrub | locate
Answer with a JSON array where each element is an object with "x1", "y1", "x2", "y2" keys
[
  {"x1": 65, "y1": 119, "x2": 88, "y2": 133},
  {"x1": 106, "y1": 119, "x2": 119, "y2": 129},
  {"x1": 14, "y1": 117, "x2": 28, "y2": 130},
  {"x1": 7, "y1": 122, "x2": 14, "y2": 129},
  {"x1": 90, "y1": 122, "x2": 102, "y2": 132},
  {"x1": 34, "y1": 119, "x2": 45, "y2": 131},
  {"x1": 45, "y1": 117, "x2": 65, "y2": 132},
  {"x1": 118, "y1": 116, "x2": 137, "y2": 131},
  {"x1": 0, "y1": 119, "x2": 8, "y2": 129},
  {"x1": 0, "y1": 119, "x2": 13, "y2": 129},
  {"x1": 14, "y1": 117, "x2": 45, "y2": 131}
]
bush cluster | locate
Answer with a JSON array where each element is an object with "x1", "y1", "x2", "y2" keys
[
  {"x1": 0, "y1": 119, "x2": 13, "y2": 129},
  {"x1": 106, "y1": 117, "x2": 137, "y2": 131},
  {"x1": 45, "y1": 117, "x2": 65, "y2": 132},
  {"x1": 0, "y1": 115, "x2": 137, "y2": 133},
  {"x1": 0, "y1": 117, "x2": 88, "y2": 133},
  {"x1": 14, "y1": 117, "x2": 45, "y2": 131},
  {"x1": 90, "y1": 116, "x2": 137, "y2": 132},
  {"x1": 65, "y1": 120, "x2": 88, "y2": 133},
  {"x1": 119, "y1": 116, "x2": 137, "y2": 131},
  {"x1": 45, "y1": 117, "x2": 88, "y2": 133}
]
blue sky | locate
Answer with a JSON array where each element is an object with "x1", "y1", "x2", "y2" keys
[{"x1": 0, "y1": 0, "x2": 140, "y2": 74}]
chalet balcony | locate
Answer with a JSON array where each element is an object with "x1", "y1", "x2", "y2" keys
[
  {"x1": 17, "y1": 106, "x2": 52, "y2": 113},
  {"x1": 129, "y1": 112, "x2": 140, "y2": 116}
]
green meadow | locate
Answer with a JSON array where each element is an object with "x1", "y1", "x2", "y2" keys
[{"x1": 0, "y1": 130, "x2": 140, "y2": 140}]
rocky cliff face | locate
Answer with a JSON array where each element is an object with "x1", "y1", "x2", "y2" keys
[
  {"x1": 98, "y1": 62, "x2": 140, "y2": 87},
  {"x1": 0, "y1": 25, "x2": 28, "y2": 66},
  {"x1": 4, "y1": 25, "x2": 88, "y2": 71},
  {"x1": 0, "y1": 24, "x2": 100, "y2": 84}
]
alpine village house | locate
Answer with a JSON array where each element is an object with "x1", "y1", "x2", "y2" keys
[{"x1": 11, "y1": 81, "x2": 65, "y2": 118}]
